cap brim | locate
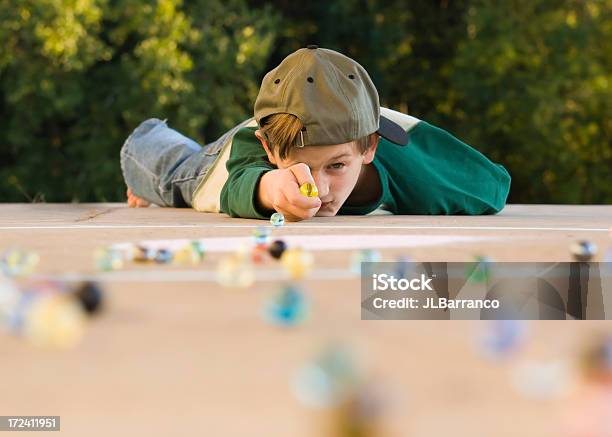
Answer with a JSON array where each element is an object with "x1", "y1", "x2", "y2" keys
[{"x1": 377, "y1": 115, "x2": 409, "y2": 146}]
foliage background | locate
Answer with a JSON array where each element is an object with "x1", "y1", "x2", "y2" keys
[{"x1": 0, "y1": 0, "x2": 610, "y2": 204}]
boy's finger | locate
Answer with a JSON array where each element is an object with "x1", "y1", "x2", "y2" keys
[
  {"x1": 286, "y1": 163, "x2": 321, "y2": 208},
  {"x1": 285, "y1": 188, "x2": 321, "y2": 209},
  {"x1": 288, "y1": 163, "x2": 316, "y2": 189},
  {"x1": 276, "y1": 205, "x2": 314, "y2": 222},
  {"x1": 277, "y1": 191, "x2": 319, "y2": 220},
  {"x1": 275, "y1": 206, "x2": 300, "y2": 222}
]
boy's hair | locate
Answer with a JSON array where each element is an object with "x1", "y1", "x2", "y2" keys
[{"x1": 260, "y1": 113, "x2": 376, "y2": 160}]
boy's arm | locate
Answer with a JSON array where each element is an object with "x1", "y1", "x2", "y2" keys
[
  {"x1": 381, "y1": 121, "x2": 511, "y2": 215},
  {"x1": 221, "y1": 166, "x2": 274, "y2": 219},
  {"x1": 219, "y1": 128, "x2": 320, "y2": 219},
  {"x1": 257, "y1": 165, "x2": 321, "y2": 221},
  {"x1": 422, "y1": 122, "x2": 511, "y2": 215}
]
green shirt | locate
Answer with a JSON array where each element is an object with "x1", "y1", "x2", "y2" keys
[{"x1": 220, "y1": 120, "x2": 511, "y2": 219}]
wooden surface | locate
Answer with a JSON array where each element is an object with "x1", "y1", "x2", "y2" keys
[{"x1": 1, "y1": 204, "x2": 611, "y2": 436}]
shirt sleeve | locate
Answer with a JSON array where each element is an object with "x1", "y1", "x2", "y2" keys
[
  {"x1": 379, "y1": 121, "x2": 511, "y2": 215},
  {"x1": 220, "y1": 128, "x2": 276, "y2": 219}
]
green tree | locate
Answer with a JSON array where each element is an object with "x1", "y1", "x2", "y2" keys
[
  {"x1": 0, "y1": 0, "x2": 278, "y2": 202},
  {"x1": 451, "y1": 0, "x2": 612, "y2": 203},
  {"x1": 1, "y1": 0, "x2": 610, "y2": 204},
  {"x1": 256, "y1": 0, "x2": 611, "y2": 204},
  {"x1": 255, "y1": 0, "x2": 470, "y2": 128}
]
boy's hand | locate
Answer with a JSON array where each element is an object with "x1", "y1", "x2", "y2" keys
[
  {"x1": 126, "y1": 188, "x2": 150, "y2": 208},
  {"x1": 258, "y1": 163, "x2": 321, "y2": 221}
]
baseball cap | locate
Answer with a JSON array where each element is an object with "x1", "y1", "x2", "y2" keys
[{"x1": 254, "y1": 45, "x2": 409, "y2": 148}]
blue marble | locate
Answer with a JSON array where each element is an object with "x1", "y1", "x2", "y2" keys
[
  {"x1": 270, "y1": 212, "x2": 285, "y2": 227},
  {"x1": 264, "y1": 284, "x2": 308, "y2": 327}
]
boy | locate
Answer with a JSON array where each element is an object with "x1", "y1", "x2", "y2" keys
[{"x1": 121, "y1": 46, "x2": 511, "y2": 221}]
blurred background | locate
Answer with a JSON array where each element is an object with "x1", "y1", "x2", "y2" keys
[{"x1": 0, "y1": 0, "x2": 610, "y2": 204}]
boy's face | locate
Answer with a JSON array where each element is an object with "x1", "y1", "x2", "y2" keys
[{"x1": 256, "y1": 131, "x2": 379, "y2": 216}]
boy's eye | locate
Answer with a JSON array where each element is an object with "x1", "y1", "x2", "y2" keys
[{"x1": 329, "y1": 163, "x2": 345, "y2": 169}]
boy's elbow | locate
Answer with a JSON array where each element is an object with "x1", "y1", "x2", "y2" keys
[
  {"x1": 220, "y1": 190, "x2": 238, "y2": 218},
  {"x1": 220, "y1": 197, "x2": 242, "y2": 218},
  {"x1": 461, "y1": 171, "x2": 511, "y2": 216},
  {"x1": 481, "y1": 171, "x2": 511, "y2": 215},
  {"x1": 480, "y1": 202, "x2": 505, "y2": 215},
  {"x1": 494, "y1": 167, "x2": 512, "y2": 213},
  {"x1": 221, "y1": 206, "x2": 240, "y2": 218}
]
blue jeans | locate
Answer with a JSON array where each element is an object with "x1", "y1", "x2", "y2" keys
[{"x1": 120, "y1": 118, "x2": 252, "y2": 207}]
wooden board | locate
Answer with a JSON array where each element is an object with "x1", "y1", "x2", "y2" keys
[{"x1": 1, "y1": 204, "x2": 611, "y2": 436}]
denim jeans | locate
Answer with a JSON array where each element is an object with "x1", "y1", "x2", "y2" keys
[{"x1": 120, "y1": 117, "x2": 253, "y2": 207}]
